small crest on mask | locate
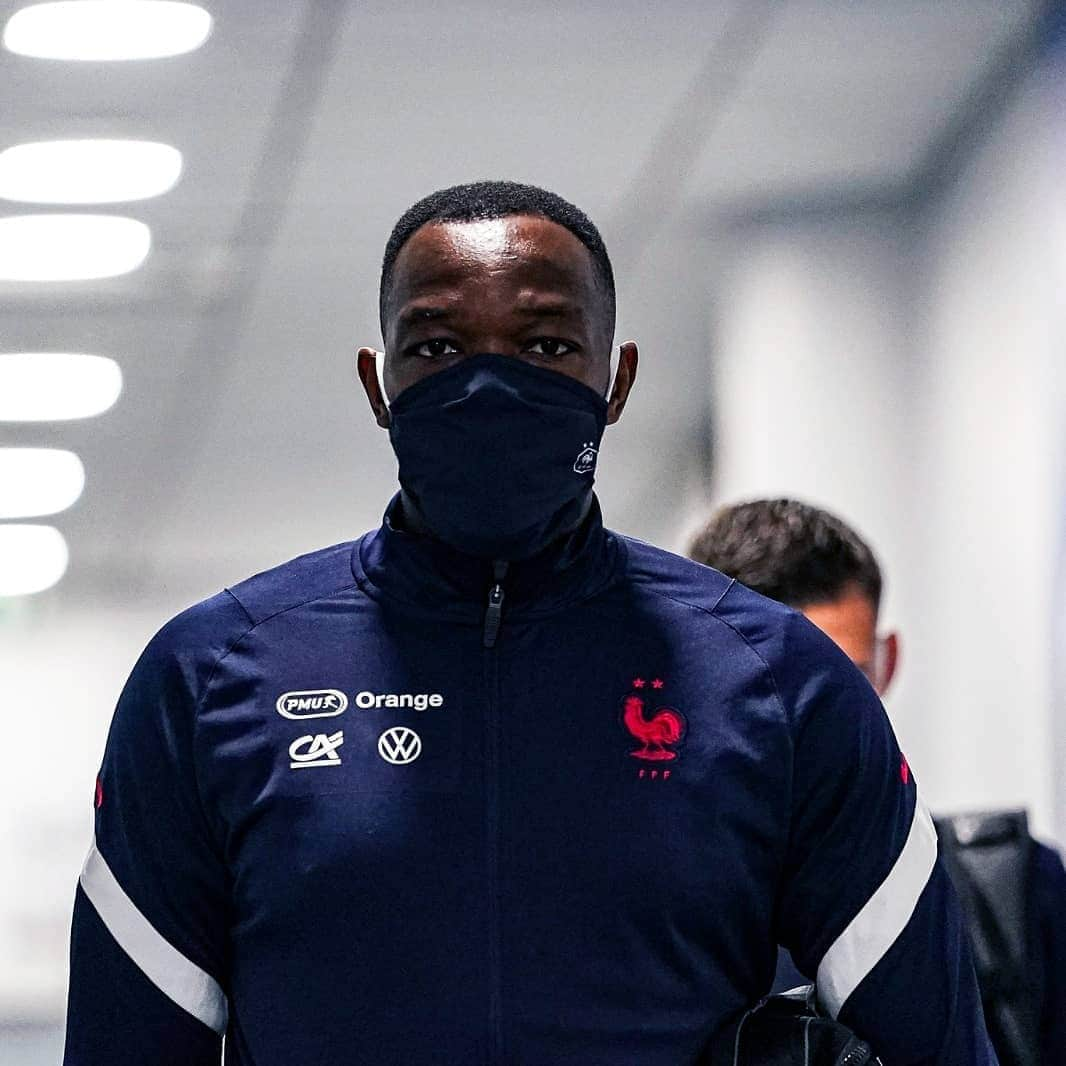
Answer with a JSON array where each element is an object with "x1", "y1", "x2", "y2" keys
[{"x1": 574, "y1": 442, "x2": 598, "y2": 474}]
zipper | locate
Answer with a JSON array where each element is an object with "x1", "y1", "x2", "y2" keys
[
  {"x1": 837, "y1": 1041, "x2": 874, "y2": 1066},
  {"x1": 483, "y1": 559, "x2": 507, "y2": 1062},
  {"x1": 482, "y1": 560, "x2": 508, "y2": 648}
]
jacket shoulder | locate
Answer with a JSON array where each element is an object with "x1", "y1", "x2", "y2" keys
[
  {"x1": 144, "y1": 539, "x2": 363, "y2": 671},
  {"x1": 711, "y1": 575, "x2": 871, "y2": 720},
  {"x1": 618, "y1": 533, "x2": 861, "y2": 716},
  {"x1": 619, "y1": 533, "x2": 802, "y2": 639},
  {"x1": 224, "y1": 538, "x2": 362, "y2": 626},
  {"x1": 618, "y1": 533, "x2": 736, "y2": 613}
]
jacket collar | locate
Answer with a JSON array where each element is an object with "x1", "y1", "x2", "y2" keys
[{"x1": 351, "y1": 492, "x2": 626, "y2": 624}]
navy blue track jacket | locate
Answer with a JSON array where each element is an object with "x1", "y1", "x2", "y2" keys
[{"x1": 64, "y1": 496, "x2": 996, "y2": 1064}]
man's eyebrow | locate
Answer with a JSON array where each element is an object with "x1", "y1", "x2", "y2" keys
[
  {"x1": 397, "y1": 305, "x2": 453, "y2": 328},
  {"x1": 512, "y1": 300, "x2": 582, "y2": 318},
  {"x1": 397, "y1": 298, "x2": 585, "y2": 328}
]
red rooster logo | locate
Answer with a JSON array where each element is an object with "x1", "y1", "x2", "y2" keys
[{"x1": 622, "y1": 690, "x2": 685, "y2": 761}]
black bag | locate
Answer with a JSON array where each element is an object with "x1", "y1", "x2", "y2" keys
[
  {"x1": 935, "y1": 810, "x2": 1040, "y2": 1066},
  {"x1": 705, "y1": 987, "x2": 881, "y2": 1066}
]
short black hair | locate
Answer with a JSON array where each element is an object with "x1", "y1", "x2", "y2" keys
[
  {"x1": 687, "y1": 498, "x2": 882, "y2": 610},
  {"x1": 379, "y1": 180, "x2": 616, "y2": 334}
]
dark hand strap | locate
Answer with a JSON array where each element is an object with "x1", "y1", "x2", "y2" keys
[{"x1": 706, "y1": 990, "x2": 880, "y2": 1066}]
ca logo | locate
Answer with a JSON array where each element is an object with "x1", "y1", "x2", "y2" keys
[
  {"x1": 289, "y1": 731, "x2": 344, "y2": 770},
  {"x1": 377, "y1": 727, "x2": 422, "y2": 765}
]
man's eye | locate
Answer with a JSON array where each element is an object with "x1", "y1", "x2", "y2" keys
[
  {"x1": 525, "y1": 338, "x2": 575, "y2": 357},
  {"x1": 411, "y1": 339, "x2": 460, "y2": 358}
]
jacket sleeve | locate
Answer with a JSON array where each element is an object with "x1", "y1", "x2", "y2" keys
[
  {"x1": 63, "y1": 594, "x2": 247, "y2": 1066},
  {"x1": 1034, "y1": 842, "x2": 1066, "y2": 1063},
  {"x1": 774, "y1": 616, "x2": 997, "y2": 1065}
]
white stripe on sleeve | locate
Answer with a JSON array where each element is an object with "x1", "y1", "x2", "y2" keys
[
  {"x1": 815, "y1": 800, "x2": 938, "y2": 1018},
  {"x1": 79, "y1": 838, "x2": 228, "y2": 1035}
]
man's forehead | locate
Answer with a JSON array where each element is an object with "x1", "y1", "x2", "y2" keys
[
  {"x1": 430, "y1": 218, "x2": 519, "y2": 259},
  {"x1": 390, "y1": 215, "x2": 599, "y2": 294}
]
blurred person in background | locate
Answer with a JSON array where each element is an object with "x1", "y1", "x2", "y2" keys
[
  {"x1": 689, "y1": 498, "x2": 1066, "y2": 1066},
  {"x1": 64, "y1": 183, "x2": 994, "y2": 1065}
]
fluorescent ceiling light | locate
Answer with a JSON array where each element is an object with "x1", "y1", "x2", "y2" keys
[
  {"x1": 3, "y1": 1, "x2": 212, "y2": 61},
  {"x1": 0, "y1": 140, "x2": 182, "y2": 204},
  {"x1": 0, "y1": 353, "x2": 122, "y2": 421},
  {"x1": 0, "y1": 215, "x2": 150, "y2": 281},
  {"x1": 0, "y1": 448, "x2": 85, "y2": 518},
  {"x1": 0, "y1": 525, "x2": 69, "y2": 595}
]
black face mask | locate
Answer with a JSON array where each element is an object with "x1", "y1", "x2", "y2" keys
[{"x1": 387, "y1": 354, "x2": 609, "y2": 561}]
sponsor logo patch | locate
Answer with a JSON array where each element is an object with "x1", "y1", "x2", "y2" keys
[
  {"x1": 355, "y1": 690, "x2": 443, "y2": 712},
  {"x1": 377, "y1": 726, "x2": 422, "y2": 765},
  {"x1": 276, "y1": 689, "x2": 348, "y2": 720},
  {"x1": 289, "y1": 731, "x2": 344, "y2": 769},
  {"x1": 620, "y1": 677, "x2": 686, "y2": 780}
]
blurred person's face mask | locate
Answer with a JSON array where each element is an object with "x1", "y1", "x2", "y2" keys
[{"x1": 386, "y1": 353, "x2": 608, "y2": 561}]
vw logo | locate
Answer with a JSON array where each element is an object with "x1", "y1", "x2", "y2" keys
[{"x1": 378, "y1": 726, "x2": 422, "y2": 765}]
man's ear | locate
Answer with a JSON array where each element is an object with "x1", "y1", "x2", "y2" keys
[
  {"x1": 356, "y1": 347, "x2": 390, "y2": 429},
  {"x1": 877, "y1": 631, "x2": 900, "y2": 697},
  {"x1": 606, "y1": 341, "x2": 638, "y2": 425}
]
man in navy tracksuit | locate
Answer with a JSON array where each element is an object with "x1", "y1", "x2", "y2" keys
[{"x1": 64, "y1": 181, "x2": 997, "y2": 1064}]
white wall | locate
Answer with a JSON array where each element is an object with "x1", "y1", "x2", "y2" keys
[
  {"x1": 0, "y1": 598, "x2": 183, "y2": 1019},
  {"x1": 706, "y1": 51, "x2": 1066, "y2": 841},
  {"x1": 705, "y1": 208, "x2": 932, "y2": 784},
  {"x1": 708, "y1": 207, "x2": 917, "y2": 607},
  {"x1": 911, "y1": 54, "x2": 1066, "y2": 838}
]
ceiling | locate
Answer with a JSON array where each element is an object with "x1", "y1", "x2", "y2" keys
[{"x1": 0, "y1": 0, "x2": 1042, "y2": 610}]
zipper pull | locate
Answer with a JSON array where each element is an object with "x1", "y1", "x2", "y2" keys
[{"x1": 482, "y1": 560, "x2": 509, "y2": 648}]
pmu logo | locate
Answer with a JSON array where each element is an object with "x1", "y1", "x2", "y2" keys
[{"x1": 276, "y1": 689, "x2": 348, "y2": 720}]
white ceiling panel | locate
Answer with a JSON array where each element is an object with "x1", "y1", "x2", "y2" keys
[{"x1": 684, "y1": 0, "x2": 1039, "y2": 204}]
